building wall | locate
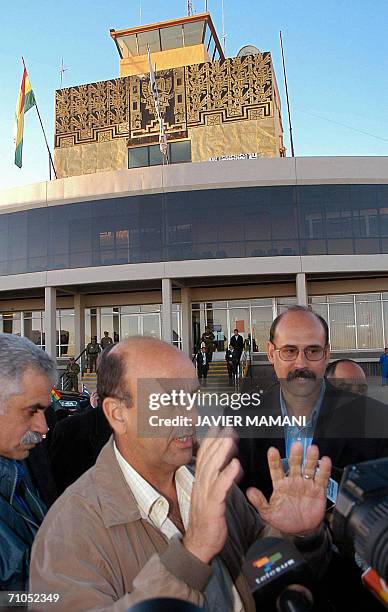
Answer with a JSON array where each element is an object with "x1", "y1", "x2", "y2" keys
[
  {"x1": 54, "y1": 53, "x2": 280, "y2": 178},
  {"x1": 119, "y1": 44, "x2": 211, "y2": 76}
]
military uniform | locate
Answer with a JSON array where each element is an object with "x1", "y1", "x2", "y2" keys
[
  {"x1": 65, "y1": 361, "x2": 80, "y2": 392},
  {"x1": 100, "y1": 335, "x2": 113, "y2": 350},
  {"x1": 201, "y1": 329, "x2": 215, "y2": 363},
  {"x1": 86, "y1": 341, "x2": 101, "y2": 373}
]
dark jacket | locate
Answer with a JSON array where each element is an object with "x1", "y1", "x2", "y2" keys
[
  {"x1": 0, "y1": 443, "x2": 57, "y2": 590},
  {"x1": 230, "y1": 334, "x2": 244, "y2": 352},
  {"x1": 50, "y1": 406, "x2": 112, "y2": 495},
  {"x1": 238, "y1": 381, "x2": 388, "y2": 498},
  {"x1": 195, "y1": 351, "x2": 209, "y2": 370}
]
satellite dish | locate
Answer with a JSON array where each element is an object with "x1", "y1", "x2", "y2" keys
[{"x1": 237, "y1": 45, "x2": 260, "y2": 57}]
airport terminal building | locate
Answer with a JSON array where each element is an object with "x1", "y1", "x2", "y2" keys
[{"x1": 1, "y1": 14, "x2": 388, "y2": 371}]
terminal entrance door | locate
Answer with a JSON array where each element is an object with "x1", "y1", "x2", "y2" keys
[{"x1": 192, "y1": 302, "x2": 251, "y2": 359}]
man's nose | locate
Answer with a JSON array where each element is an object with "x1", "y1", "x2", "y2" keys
[
  {"x1": 32, "y1": 411, "x2": 49, "y2": 435},
  {"x1": 294, "y1": 348, "x2": 308, "y2": 368}
]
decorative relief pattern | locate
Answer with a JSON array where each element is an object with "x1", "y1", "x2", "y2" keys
[
  {"x1": 185, "y1": 53, "x2": 272, "y2": 125},
  {"x1": 55, "y1": 78, "x2": 130, "y2": 148},
  {"x1": 128, "y1": 67, "x2": 187, "y2": 147},
  {"x1": 55, "y1": 54, "x2": 274, "y2": 149}
]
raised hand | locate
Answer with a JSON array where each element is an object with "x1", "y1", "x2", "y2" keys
[
  {"x1": 246, "y1": 442, "x2": 331, "y2": 535},
  {"x1": 183, "y1": 428, "x2": 241, "y2": 564}
]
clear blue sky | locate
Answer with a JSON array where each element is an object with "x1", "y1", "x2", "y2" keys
[{"x1": 1, "y1": 0, "x2": 387, "y2": 190}]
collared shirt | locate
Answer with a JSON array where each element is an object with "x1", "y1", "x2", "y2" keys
[
  {"x1": 279, "y1": 382, "x2": 325, "y2": 463},
  {"x1": 113, "y1": 443, "x2": 244, "y2": 612}
]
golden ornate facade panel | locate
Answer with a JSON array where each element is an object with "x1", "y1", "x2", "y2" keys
[
  {"x1": 55, "y1": 77, "x2": 130, "y2": 148},
  {"x1": 185, "y1": 54, "x2": 273, "y2": 126},
  {"x1": 127, "y1": 67, "x2": 188, "y2": 147},
  {"x1": 98, "y1": 130, "x2": 113, "y2": 143},
  {"x1": 54, "y1": 53, "x2": 278, "y2": 163}
]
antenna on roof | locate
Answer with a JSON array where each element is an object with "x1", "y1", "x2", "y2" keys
[
  {"x1": 139, "y1": 1, "x2": 142, "y2": 24},
  {"x1": 221, "y1": 0, "x2": 226, "y2": 54},
  {"x1": 205, "y1": 0, "x2": 208, "y2": 11},
  {"x1": 187, "y1": 0, "x2": 193, "y2": 16},
  {"x1": 59, "y1": 58, "x2": 68, "y2": 89}
]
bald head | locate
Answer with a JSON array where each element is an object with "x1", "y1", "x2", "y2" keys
[
  {"x1": 98, "y1": 337, "x2": 198, "y2": 479},
  {"x1": 326, "y1": 359, "x2": 367, "y2": 395},
  {"x1": 97, "y1": 336, "x2": 195, "y2": 407},
  {"x1": 270, "y1": 306, "x2": 329, "y2": 346}
]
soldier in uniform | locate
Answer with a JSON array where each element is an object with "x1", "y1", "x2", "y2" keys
[
  {"x1": 100, "y1": 331, "x2": 113, "y2": 350},
  {"x1": 65, "y1": 357, "x2": 80, "y2": 392},
  {"x1": 86, "y1": 337, "x2": 101, "y2": 373},
  {"x1": 200, "y1": 325, "x2": 215, "y2": 363}
]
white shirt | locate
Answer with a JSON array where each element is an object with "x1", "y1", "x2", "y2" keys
[{"x1": 113, "y1": 442, "x2": 244, "y2": 612}]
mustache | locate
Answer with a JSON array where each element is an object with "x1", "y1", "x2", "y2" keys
[
  {"x1": 20, "y1": 431, "x2": 44, "y2": 445},
  {"x1": 287, "y1": 369, "x2": 317, "y2": 382}
]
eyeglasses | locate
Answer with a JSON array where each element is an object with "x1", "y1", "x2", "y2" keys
[{"x1": 272, "y1": 345, "x2": 327, "y2": 361}]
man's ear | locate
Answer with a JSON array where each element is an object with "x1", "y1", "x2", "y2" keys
[
  {"x1": 324, "y1": 344, "x2": 331, "y2": 361},
  {"x1": 102, "y1": 397, "x2": 127, "y2": 435},
  {"x1": 267, "y1": 341, "x2": 275, "y2": 364}
]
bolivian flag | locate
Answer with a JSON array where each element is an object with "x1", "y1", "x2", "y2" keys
[
  {"x1": 14, "y1": 63, "x2": 36, "y2": 168},
  {"x1": 51, "y1": 386, "x2": 62, "y2": 401},
  {"x1": 50, "y1": 386, "x2": 62, "y2": 411}
]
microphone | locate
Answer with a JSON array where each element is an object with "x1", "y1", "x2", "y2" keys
[
  {"x1": 127, "y1": 599, "x2": 202, "y2": 611},
  {"x1": 276, "y1": 586, "x2": 314, "y2": 612},
  {"x1": 361, "y1": 567, "x2": 388, "y2": 608},
  {"x1": 242, "y1": 537, "x2": 315, "y2": 611}
]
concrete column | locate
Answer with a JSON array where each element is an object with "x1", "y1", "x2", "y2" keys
[
  {"x1": 161, "y1": 278, "x2": 173, "y2": 343},
  {"x1": 44, "y1": 287, "x2": 57, "y2": 358},
  {"x1": 181, "y1": 287, "x2": 191, "y2": 356},
  {"x1": 296, "y1": 273, "x2": 308, "y2": 306},
  {"x1": 74, "y1": 294, "x2": 85, "y2": 358}
]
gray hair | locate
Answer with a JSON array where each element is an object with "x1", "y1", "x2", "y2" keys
[{"x1": 0, "y1": 333, "x2": 58, "y2": 411}]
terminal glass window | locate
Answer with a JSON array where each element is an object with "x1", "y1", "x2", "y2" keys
[
  {"x1": 128, "y1": 142, "x2": 191, "y2": 168},
  {"x1": 24, "y1": 311, "x2": 44, "y2": 349},
  {"x1": 57, "y1": 309, "x2": 75, "y2": 356},
  {"x1": 310, "y1": 293, "x2": 388, "y2": 351},
  {"x1": 0, "y1": 312, "x2": 21, "y2": 335}
]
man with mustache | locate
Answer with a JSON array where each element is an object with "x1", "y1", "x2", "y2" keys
[
  {"x1": 30, "y1": 336, "x2": 332, "y2": 611},
  {"x1": 238, "y1": 305, "x2": 388, "y2": 497},
  {"x1": 237, "y1": 306, "x2": 388, "y2": 611},
  {"x1": 0, "y1": 333, "x2": 57, "y2": 589}
]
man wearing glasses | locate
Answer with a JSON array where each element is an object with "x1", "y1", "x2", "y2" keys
[
  {"x1": 238, "y1": 305, "x2": 388, "y2": 499},
  {"x1": 237, "y1": 305, "x2": 388, "y2": 611}
]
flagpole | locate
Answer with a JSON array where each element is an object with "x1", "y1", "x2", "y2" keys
[
  {"x1": 22, "y1": 57, "x2": 58, "y2": 179},
  {"x1": 279, "y1": 32, "x2": 295, "y2": 158},
  {"x1": 34, "y1": 103, "x2": 57, "y2": 179}
]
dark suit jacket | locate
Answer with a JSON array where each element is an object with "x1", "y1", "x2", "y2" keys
[
  {"x1": 237, "y1": 381, "x2": 388, "y2": 612},
  {"x1": 196, "y1": 351, "x2": 209, "y2": 369},
  {"x1": 238, "y1": 381, "x2": 388, "y2": 498},
  {"x1": 50, "y1": 406, "x2": 112, "y2": 495},
  {"x1": 26, "y1": 442, "x2": 58, "y2": 508},
  {"x1": 230, "y1": 334, "x2": 244, "y2": 352}
]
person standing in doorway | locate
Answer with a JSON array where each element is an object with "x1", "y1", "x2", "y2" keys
[
  {"x1": 230, "y1": 329, "x2": 243, "y2": 365},
  {"x1": 196, "y1": 346, "x2": 209, "y2": 383},
  {"x1": 86, "y1": 337, "x2": 101, "y2": 373},
  {"x1": 100, "y1": 331, "x2": 113, "y2": 351},
  {"x1": 200, "y1": 326, "x2": 215, "y2": 363},
  {"x1": 65, "y1": 357, "x2": 80, "y2": 392}
]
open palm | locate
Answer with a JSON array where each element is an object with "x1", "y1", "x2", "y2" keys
[{"x1": 247, "y1": 442, "x2": 331, "y2": 534}]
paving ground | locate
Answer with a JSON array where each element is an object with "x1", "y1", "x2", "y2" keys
[{"x1": 364, "y1": 376, "x2": 388, "y2": 403}]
